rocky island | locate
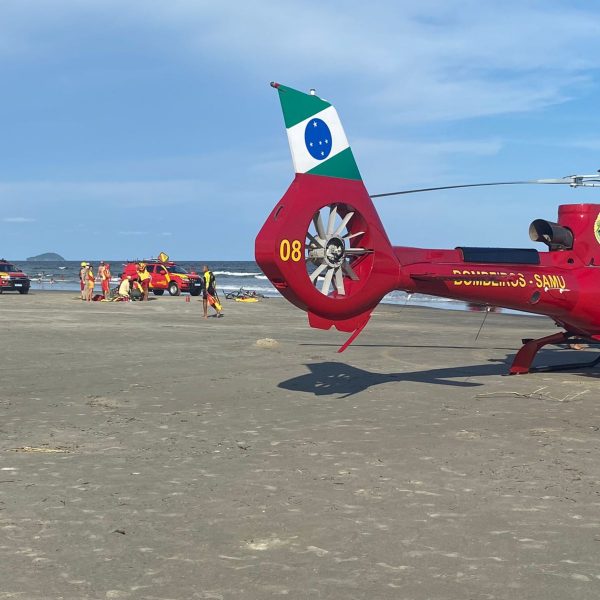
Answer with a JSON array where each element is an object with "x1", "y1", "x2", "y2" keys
[{"x1": 26, "y1": 252, "x2": 65, "y2": 261}]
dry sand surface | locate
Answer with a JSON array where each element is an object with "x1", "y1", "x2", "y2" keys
[{"x1": 1, "y1": 292, "x2": 600, "y2": 599}]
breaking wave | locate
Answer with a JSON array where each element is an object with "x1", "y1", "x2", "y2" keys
[{"x1": 214, "y1": 271, "x2": 261, "y2": 277}]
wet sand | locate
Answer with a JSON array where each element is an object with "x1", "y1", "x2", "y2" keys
[{"x1": 1, "y1": 292, "x2": 600, "y2": 599}]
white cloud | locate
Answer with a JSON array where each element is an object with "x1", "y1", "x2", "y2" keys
[
  {"x1": 2, "y1": 1, "x2": 600, "y2": 123},
  {"x1": 140, "y1": 1, "x2": 600, "y2": 122},
  {"x1": 0, "y1": 179, "x2": 215, "y2": 209},
  {"x1": 2, "y1": 217, "x2": 35, "y2": 223}
]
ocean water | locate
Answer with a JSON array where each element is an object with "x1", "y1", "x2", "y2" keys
[{"x1": 11, "y1": 259, "x2": 473, "y2": 312}]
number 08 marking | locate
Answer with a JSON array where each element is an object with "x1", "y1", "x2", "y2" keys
[{"x1": 279, "y1": 239, "x2": 302, "y2": 262}]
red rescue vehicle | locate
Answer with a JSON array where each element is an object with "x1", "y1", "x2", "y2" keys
[
  {"x1": 121, "y1": 258, "x2": 203, "y2": 296},
  {"x1": 0, "y1": 259, "x2": 31, "y2": 294}
]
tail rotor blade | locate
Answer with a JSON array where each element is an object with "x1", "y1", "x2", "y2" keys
[
  {"x1": 321, "y1": 267, "x2": 334, "y2": 295},
  {"x1": 306, "y1": 231, "x2": 324, "y2": 248},
  {"x1": 326, "y1": 205, "x2": 338, "y2": 237},
  {"x1": 309, "y1": 263, "x2": 327, "y2": 282},
  {"x1": 342, "y1": 261, "x2": 359, "y2": 281},
  {"x1": 334, "y1": 267, "x2": 345, "y2": 295},
  {"x1": 343, "y1": 231, "x2": 364, "y2": 241},
  {"x1": 313, "y1": 212, "x2": 326, "y2": 239},
  {"x1": 333, "y1": 211, "x2": 354, "y2": 237}
]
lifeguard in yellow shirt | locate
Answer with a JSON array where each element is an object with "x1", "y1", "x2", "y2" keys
[
  {"x1": 202, "y1": 265, "x2": 223, "y2": 318},
  {"x1": 136, "y1": 263, "x2": 151, "y2": 301},
  {"x1": 86, "y1": 264, "x2": 95, "y2": 302}
]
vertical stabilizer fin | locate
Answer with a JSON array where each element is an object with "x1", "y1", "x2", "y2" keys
[{"x1": 270, "y1": 82, "x2": 362, "y2": 181}]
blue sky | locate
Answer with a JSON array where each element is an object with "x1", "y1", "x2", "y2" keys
[{"x1": 1, "y1": 0, "x2": 600, "y2": 260}]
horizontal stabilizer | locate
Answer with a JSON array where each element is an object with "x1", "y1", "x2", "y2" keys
[
  {"x1": 308, "y1": 310, "x2": 373, "y2": 352},
  {"x1": 308, "y1": 310, "x2": 372, "y2": 332}
]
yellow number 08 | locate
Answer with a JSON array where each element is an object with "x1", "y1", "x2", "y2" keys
[{"x1": 280, "y1": 239, "x2": 302, "y2": 262}]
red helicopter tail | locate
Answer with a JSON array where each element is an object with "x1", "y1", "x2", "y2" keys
[{"x1": 255, "y1": 83, "x2": 399, "y2": 347}]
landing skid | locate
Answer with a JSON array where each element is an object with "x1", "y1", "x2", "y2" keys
[{"x1": 509, "y1": 332, "x2": 600, "y2": 375}]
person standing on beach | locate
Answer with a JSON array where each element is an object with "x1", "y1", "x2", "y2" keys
[
  {"x1": 98, "y1": 261, "x2": 106, "y2": 285},
  {"x1": 100, "y1": 262, "x2": 111, "y2": 298},
  {"x1": 79, "y1": 262, "x2": 87, "y2": 300},
  {"x1": 136, "y1": 262, "x2": 150, "y2": 301},
  {"x1": 202, "y1": 265, "x2": 223, "y2": 318},
  {"x1": 86, "y1": 264, "x2": 95, "y2": 301}
]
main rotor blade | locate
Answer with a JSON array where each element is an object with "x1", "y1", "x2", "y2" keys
[
  {"x1": 333, "y1": 211, "x2": 354, "y2": 237},
  {"x1": 370, "y1": 181, "x2": 535, "y2": 198},
  {"x1": 370, "y1": 176, "x2": 600, "y2": 198}
]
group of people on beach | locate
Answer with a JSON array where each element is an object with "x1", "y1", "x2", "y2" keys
[
  {"x1": 79, "y1": 261, "x2": 111, "y2": 301},
  {"x1": 79, "y1": 261, "x2": 150, "y2": 302},
  {"x1": 78, "y1": 260, "x2": 223, "y2": 317}
]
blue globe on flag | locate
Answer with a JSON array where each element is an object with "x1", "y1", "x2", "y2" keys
[{"x1": 304, "y1": 118, "x2": 332, "y2": 160}]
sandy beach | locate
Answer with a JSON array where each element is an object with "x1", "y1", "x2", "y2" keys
[{"x1": 1, "y1": 292, "x2": 600, "y2": 599}]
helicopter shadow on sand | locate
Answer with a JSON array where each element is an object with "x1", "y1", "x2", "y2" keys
[{"x1": 279, "y1": 348, "x2": 600, "y2": 398}]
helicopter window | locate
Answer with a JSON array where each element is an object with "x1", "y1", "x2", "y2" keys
[{"x1": 458, "y1": 247, "x2": 540, "y2": 265}]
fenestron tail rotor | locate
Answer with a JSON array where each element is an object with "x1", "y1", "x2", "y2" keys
[{"x1": 306, "y1": 203, "x2": 370, "y2": 297}]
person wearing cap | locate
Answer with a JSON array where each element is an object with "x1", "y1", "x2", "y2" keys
[
  {"x1": 79, "y1": 262, "x2": 88, "y2": 300},
  {"x1": 136, "y1": 262, "x2": 151, "y2": 301}
]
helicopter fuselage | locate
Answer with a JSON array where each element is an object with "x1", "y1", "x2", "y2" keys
[{"x1": 393, "y1": 203, "x2": 600, "y2": 338}]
